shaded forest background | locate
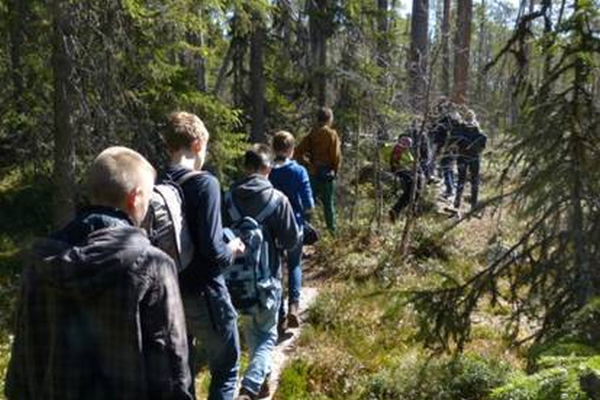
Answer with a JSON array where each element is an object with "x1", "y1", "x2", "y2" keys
[{"x1": 1, "y1": 0, "x2": 600, "y2": 398}]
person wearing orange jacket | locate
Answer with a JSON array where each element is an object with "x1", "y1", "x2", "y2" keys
[{"x1": 295, "y1": 107, "x2": 342, "y2": 234}]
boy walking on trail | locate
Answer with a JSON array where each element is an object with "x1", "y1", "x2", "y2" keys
[
  {"x1": 163, "y1": 112, "x2": 246, "y2": 400},
  {"x1": 295, "y1": 107, "x2": 341, "y2": 234},
  {"x1": 5, "y1": 146, "x2": 193, "y2": 400},
  {"x1": 269, "y1": 131, "x2": 315, "y2": 331},
  {"x1": 389, "y1": 135, "x2": 421, "y2": 223},
  {"x1": 225, "y1": 145, "x2": 300, "y2": 400}
]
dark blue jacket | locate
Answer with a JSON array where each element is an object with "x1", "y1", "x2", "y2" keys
[
  {"x1": 165, "y1": 166, "x2": 233, "y2": 295},
  {"x1": 269, "y1": 159, "x2": 314, "y2": 227}
]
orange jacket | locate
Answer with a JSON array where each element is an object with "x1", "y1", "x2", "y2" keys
[{"x1": 295, "y1": 125, "x2": 342, "y2": 176}]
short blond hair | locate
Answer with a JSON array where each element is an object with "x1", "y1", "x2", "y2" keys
[
  {"x1": 272, "y1": 131, "x2": 295, "y2": 154},
  {"x1": 88, "y1": 146, "x2": 156, "y2": 207},
  {"x1": 163, "y1": 111, "x2": 209, "y2": 152}
]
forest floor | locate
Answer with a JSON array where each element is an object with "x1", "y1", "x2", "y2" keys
[{"x1": 1, "y1": 166, "x2": 600, "y2": 400}]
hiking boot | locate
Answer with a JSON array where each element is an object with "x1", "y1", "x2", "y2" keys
[
  {"x1": 258, "y1": 375, "x2": 271, "y2": 398},
  {"x1": 278, "y1": 316, "x2": 288, "y2": 338},
  {"x1": 236, "y1": 387, "x2": 257, "y2": 400},
  {"x1": 287, "y1": 302, "x2": 300, "y2": 328}
]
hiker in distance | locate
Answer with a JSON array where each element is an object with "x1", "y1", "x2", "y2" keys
[
  {"x1": 388, "y1": 134, "x2": 422, "y2": 223},
  {"x1": 163, "y1": 112, "x2": 246, "y2": 400},
  {"x1": 295, "y1": 107, "x2": 342, "y2": 234},
  {"x1": 5, "y1": 146, "x2": 193, "y2": 400},
  {"x1": 224, "y1": 145, "x2": 300, "y2": 400},
  {"x1": 453, "y1": 109, "x2": 487, "y2": 213},
  {"x1": 269, "y1": 131, "x2": 315, "y2": 333}
]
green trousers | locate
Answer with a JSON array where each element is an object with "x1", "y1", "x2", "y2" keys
[{"x1": 310, "y1": 177, "x2": 336, "y2": 234}]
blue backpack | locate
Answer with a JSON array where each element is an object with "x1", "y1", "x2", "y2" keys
[{"x1": 223, "y1": 191, "x2": 282, "y2": 314}]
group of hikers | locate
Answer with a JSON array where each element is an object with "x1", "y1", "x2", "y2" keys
[
  {"x1": 387, "y1": 99, "x2": 487, "y2": 221},
  {"x1": 3, "y1": 101, "x2": 484, "y2": 400},
  {"x1": 5, "y1": 108, "x2": 342, "y2": 400}
]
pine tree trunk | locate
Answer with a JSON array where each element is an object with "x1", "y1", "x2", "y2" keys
[
  {"x1": 441, "y1": 0, "x2": 451, "y2": 97},
  {"x1": 409, "y1": 0, "x2": 429, "y2": 111},
  {"x1": 51, "y1": 0, "x2": 77, "y2": 228},
  {"x1": 475, "y1": 0, "x2": 487, "y2": 103},
  {"x1": 452, "y1": 0, "x2": 472, "y2": 104},
  {"x1": 249, "y1": 11, "x2": 267, "y2": 143},
  {"x1": 309, "y1": 0, "x2": 331, "y2": 107}
]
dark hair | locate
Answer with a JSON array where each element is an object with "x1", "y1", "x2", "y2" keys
[
  {"x1": 244, "y1": 144, "x2": 273, "y2": 173},
  {"x1": 316, "y1": 107, "x2": 333, "y2": 125}
]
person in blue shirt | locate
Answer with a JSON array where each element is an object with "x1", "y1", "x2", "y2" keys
[{"x1": 269, "y1": 131, "x2": 315, "y2": 331}]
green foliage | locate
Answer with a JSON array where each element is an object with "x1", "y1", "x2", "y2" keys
[{"x1": 366, "y1": 353, "x2": 510, "y2": 400}]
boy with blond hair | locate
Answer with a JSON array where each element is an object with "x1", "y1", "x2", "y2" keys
[
  {"x1": 163, "y1": 112, "x2": 245, "y2": 400},
  {"x1": 6, "y1": 146, "x2": 193, "y2": 400}
]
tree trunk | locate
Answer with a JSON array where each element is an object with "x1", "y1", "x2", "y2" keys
[
  {"x1": 475, "y1": 0, "x2": 487, "y2": 103},
  {"x1": 409, "y1": 0, "x2": 429, "y2": 111},
  {"x1": 51, "y1": 0, "x2": 77, "y2": 227},
  {"x1": 452, "y1": 0, "x2": 473, "y2": 104},
  {"x1": 249, "y1": 11, "x2": 267, "y2": 143},
  {"x1": 8, "y1": 0, "x2": 27, "y2": 115},
  {"x1": 309, "y1": 0, "x2": 331, "y2": 107},
  {"x1": 441, "y1": 0, "x2": 451, "y2": 97}
]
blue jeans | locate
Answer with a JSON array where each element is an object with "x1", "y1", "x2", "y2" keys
[
  {"x1": 279, "y1": 239, "x2": 303, "y2": 320},
  {"x1": 240, "y1": 284, "x2": 282, "y2": 394},
  {"x1": 183, "y1": 277, "x2": 240, "y2": 400}
]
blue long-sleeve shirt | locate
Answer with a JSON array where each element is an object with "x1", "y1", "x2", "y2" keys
[
  {"x1": 269, "y1": 159, "x2": 315, "y2": 227},
  {"x1": 165, "y1": 165, "x2": 233, "y2": 295}
]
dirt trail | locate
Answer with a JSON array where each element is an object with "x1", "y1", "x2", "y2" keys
[{"x1": 263, "y1": 286, "x2": 319, "y2": 399}]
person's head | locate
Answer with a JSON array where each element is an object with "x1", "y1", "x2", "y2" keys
[
  {"x1": 88, "y1": 146, "x2": 156, "y2": 226},
  {"x1": 243, "y1": 144, "x2": 274, "y2": 177},
  {"x1": 316, "y1": 107, "x2": 334, "y2": 127},
  {"x1": 272, "y1": 130, "x2": 295, "y2": 159},
  {"x1": 163, "y1": 111, "x2": 210, "y2": 170},
  {"x1": 464, "y1": 109, "x2": 479, "y2": 126},
  {"x1": 397, "y1": 134, "x2": 413, "y2": 149}
]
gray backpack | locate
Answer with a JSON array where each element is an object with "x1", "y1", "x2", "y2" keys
[
  {"x1": 222, "y1": 191, "x2": 282, "y2": 313},
  {"x1": 142, "y1": 171, "x2": 202, "y2": 271}
]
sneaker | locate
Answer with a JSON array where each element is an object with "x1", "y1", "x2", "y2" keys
[
  {"x1": 237, "y1": 387, "x2": 257, "y2": 400},
  {"x1": 287, "y1": 302, "x2": 300, "y2": 328},
  {"x1": 258, "y1": 376, "x2": 271, "y2": 398}
]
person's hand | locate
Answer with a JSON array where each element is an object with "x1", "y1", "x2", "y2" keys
[{"x1": 227, "y1": 237, "x2": 246, "y2": 259}]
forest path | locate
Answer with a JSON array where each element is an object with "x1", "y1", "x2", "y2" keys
[{"x1": 263, "y1": 285, "x2": 319, "y2": 399}]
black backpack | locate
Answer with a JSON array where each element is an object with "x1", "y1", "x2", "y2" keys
[{"x1": 142, "y1": 171, "x2": 202, "y2": 271}]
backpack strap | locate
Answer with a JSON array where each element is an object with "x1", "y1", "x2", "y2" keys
[
  {"x1": 255, "y1": 191, "x2": 282, "y2": 224},
  {"x1": 175, "y1": 170, "x2": 204, "y2": 186}
]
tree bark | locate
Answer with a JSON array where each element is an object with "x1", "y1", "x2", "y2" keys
[
  {"x1": 441, "y1": 0, "x2": 451, "y2": 97},
  {"x1": 309, "y1": 0, "x2": 332, "y2": 107},
  {"x1": 51, "y1": 0, "x2": 77, "y2": 227},
  {"x1": 452, "y1": 0, "x2": 473, "y2": 104},
  {"x1": 409, "y1": 0, "x2": 429, "y2": 111},
  {"x1": 475, "y1": 0, "x2": 487, "y2": 103},
  {"x1": 249, "y1": 11, "x2": 267, "y2": 143}
]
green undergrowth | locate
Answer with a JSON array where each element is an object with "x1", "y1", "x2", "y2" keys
[
  {"x1": 276, "y1": 202, "x2": 600, "y2": 399},
  {"x1": 0, "y1": 166, "x2": 53, "y2": 398}
]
